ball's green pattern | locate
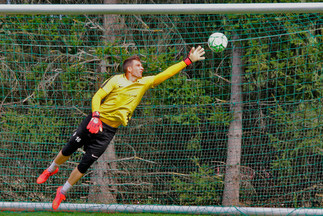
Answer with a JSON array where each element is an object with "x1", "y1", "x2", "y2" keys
[{"x1": 208, "y1": 32, "x2": 228, "y2": 53}]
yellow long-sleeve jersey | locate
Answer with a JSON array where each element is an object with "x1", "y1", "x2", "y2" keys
[{"x1": 91, "y1": 61, "x2": 187, "y2": 128}]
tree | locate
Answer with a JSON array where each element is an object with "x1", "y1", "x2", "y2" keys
[
  {"x1": 222, "y1": 34, "x2": 243, "y2": 206},
  {"x1": 88, "y1": 0, "x2": 123, "y2": 204}
]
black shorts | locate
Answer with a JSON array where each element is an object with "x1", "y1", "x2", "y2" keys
[{"x1": 62, "y1": 113, "x2": 117, "y2": 173}]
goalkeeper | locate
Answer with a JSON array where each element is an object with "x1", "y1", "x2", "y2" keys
[{"x1": 37, "y1": 46, "x2": 205, "y2": 210}]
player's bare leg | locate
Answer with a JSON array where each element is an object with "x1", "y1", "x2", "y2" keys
[
  {"x1": 52, "y1": 167, "x2": 84, "y2": 210},
  {"x1": 37, "y1": 151, "x2": 70, "y2": 184},
  {"x1": 67, "y1": 167, "x2": 85, "y2": 186},
  {"x1": 54, "y1": 150, "x2": 70, "y2": 165}
]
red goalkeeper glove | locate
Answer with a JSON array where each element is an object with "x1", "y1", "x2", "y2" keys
[{"x1": 86, "y1": 111, "x2": 103, "y2": 134}]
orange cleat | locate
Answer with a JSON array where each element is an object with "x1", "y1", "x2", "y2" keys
[
  {"x1": 52, "y1": 186, "x2": 66, "y2": 210},
  {"x1": 36, "y1": 168, "x2": 59, "y2": 184}
]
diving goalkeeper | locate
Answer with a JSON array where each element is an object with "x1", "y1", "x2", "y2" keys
[{"x1": 37, "y1": 46, "x2": 205, "y2": 210}]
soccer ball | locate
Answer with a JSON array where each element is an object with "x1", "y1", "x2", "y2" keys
[{"x1": 208, "y1": 32, "x2": 228, "y2": 52}]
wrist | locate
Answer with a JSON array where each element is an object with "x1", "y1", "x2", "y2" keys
[
  {"x1": 184, "y1": 57, "x2": 192, "y2": 66},
  {"x1": 92, "y1": 111, "x2": 100, "y2": 118}
]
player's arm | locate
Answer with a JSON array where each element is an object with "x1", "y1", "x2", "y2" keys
[
  {"x1": 153, "y1": 46, "x2": 205, "y2": 87},
  {"x1": 87, "y1": 77, "x2": 115, "y2": 134},
  {"x1": 91, "y1": 88, "x2": 108, "y2": 112}
]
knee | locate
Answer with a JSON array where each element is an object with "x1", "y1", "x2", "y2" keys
[{"x1": 77, "y1": 153, "x2": 99, "y2": 174}]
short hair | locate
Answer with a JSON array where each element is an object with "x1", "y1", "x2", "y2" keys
[{"x1": 123, "y1": 56, "x2": 141, "y2": 73}]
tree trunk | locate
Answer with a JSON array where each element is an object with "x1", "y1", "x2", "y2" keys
[
  {"x1": 102, "y1": 0, "x2": 124, "y2": 43},
  {"x1": 88, "y1": 138, "x2": 118, "y2": 203},
  {"x1": 222, "y1": 34, "x2": 243, "y2": 206},
  {"x1": 88, "y1": 0, "x2": 121, "y2": 204}
]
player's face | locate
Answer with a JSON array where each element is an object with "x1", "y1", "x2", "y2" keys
[{"x1": 129, "y1": 60, "x2": 144, "y2": 79}]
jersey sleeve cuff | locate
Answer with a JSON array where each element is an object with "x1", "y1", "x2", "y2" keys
[{"x1": 184, "y1": 58, "x2": 192, "y2": 66}]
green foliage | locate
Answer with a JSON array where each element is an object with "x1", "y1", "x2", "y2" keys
[
  {"x1": 270, "y1": 102, "x2": 322, "y2": 173},
  {"x1": 242, "y1": 14, "x2": 322, "y2": 102},
  {"x1": 0, "y1": 107, "x2": 69, "y2": 201},
  {"x1": 0, "y1": 108, "x2": 70, "y2": 165},
  {"x1": 268, "y1": 101, "x2": 323, "y2": 206},
  {"x1": 207, "y1": 105, "x2": 232, "y2": 127},
  {"x1": 172, "y1": 158, "x2": 224, "y2": 205}
]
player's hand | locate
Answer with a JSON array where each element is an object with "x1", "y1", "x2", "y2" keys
[
  {"x1": 189, "y1": 46, "x2": 206, "y2": 62},
  {"x1": 86, "y1": 111, "x2": 103, "y2": 134}
]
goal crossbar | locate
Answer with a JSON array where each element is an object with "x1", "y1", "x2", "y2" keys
[{"x1": 0, "y1": 3, "x2": 322, "y2": 15}]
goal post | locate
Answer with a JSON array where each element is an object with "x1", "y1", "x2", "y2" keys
[{"x1": 0, "y1": 3, "x2": 322, "y2": 215}]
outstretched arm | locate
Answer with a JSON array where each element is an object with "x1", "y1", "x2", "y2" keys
[{"x1": 153, "y1": 46, "x2": 205, "y2": 87}]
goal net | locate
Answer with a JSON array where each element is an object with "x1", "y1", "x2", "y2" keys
[{"x1": 0, "y1": 4, "x2": 322, "y2": 215}]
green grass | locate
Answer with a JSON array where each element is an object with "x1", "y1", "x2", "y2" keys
[{"x1": 0, "y1": 213, "x2": 204, "y2": 216}]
